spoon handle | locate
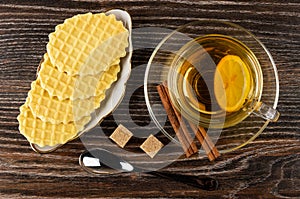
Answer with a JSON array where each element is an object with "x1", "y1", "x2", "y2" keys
[
  {"x1": 79, "y1": 148, "x2": 218, "y2": 190},
  {"x1": 149, "y1": 171, "x2": 218, "y2": 191}
]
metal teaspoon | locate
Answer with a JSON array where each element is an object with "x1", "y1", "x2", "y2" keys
[{"x1": 79, "y1": 148, "x2": 218, "y2": 191}]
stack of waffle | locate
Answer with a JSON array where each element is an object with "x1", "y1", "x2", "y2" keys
[{"x1": 17, "y1": 13, "x2": 129, "y2": 147}]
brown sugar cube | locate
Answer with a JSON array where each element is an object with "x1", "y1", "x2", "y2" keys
[
  {"x1": 140, "y1": 134, "x2": 164, "y2": 158},
  {"x1": 109, "y1": 124, "x2": 133, "y2": 148}
]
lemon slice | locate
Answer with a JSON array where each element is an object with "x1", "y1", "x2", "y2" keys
[{"x1": 214, "y1": 55, "x2": 251, "y2": 112}]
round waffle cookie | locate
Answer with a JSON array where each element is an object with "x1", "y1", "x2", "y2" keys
[
  {"x1": 27, "y1": 79, "x2": 101, "y2": 124},
  {"x1": 17, "y1": 103, "x2": 91, "y2": 147},
  {"x1": 47, "y1": 12, "x2": 128, "y2": 76},
  {"x1": 28, "y1": 60, "x2": 119, "y2": 125},
  {"x1": 38, "y1": 53, "x2": 120, "y2": 100}
]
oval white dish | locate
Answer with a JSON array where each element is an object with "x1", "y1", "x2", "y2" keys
[{"x1": 31, "y1": 9, "x2": 132, "y2": 153}]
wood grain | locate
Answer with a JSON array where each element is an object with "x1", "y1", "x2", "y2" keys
[{"x1": 0, "y1": 0, "x2": 299, "y2": 198}]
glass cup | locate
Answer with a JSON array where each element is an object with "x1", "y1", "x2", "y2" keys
[{"x1": 144, "y1": 20, "x2": 280, "y2": 153}]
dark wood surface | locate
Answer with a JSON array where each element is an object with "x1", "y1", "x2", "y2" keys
[{"x1": 1, "y1": 0, "x2": 299, "y2": 198}]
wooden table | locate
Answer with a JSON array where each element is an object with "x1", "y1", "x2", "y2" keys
[{"x1": 1, "y1": 0, "x2": 299, "y2": 198}]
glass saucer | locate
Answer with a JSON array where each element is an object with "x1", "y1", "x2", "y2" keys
[{"x1": 144, "y1": 19, "x2": 279, "y2": 153}]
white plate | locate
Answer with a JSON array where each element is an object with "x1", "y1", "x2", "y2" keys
[{"x1": 31, "y1": 9, "x2": 132, "y2": 153}]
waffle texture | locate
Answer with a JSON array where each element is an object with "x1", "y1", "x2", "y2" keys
[
  {"x1": 38, "y1": 53, "x2": 120, "y2": 100},
  {"x1": 47, "y1": 12, "x2": 128, "y2": 76},
  {"x1": 28, "y1": 60, "x2": 119, "y2": 124},
  {"x1": 28, "y1": 79, "x2": 99, "y2": 124},
  {"x1": 17, "y1": 103, "x2": 90, "y2": 147}
]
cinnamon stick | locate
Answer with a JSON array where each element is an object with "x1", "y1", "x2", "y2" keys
[
  {"x1": 189, "y1": 123, "x2": 219, "y2": 161},
  {"x1": 162, "y1": 82, "x2": 198, "y2": 154},
  {"x1": 157, "y1": 83, "x2": 220, "y2": 161},
  {"x1": 199, "y1": 126, "x2": 220, "y2": 159},
  {"x1": 157, "y1": 84, "x2": 196, "y2": 157},
  {"x1": 188, "y1": 99, "x2": 220, "y2": 161}
]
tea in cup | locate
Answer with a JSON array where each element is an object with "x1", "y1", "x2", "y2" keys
[{"x1": 167, "y1": 33, "x2": 279, "y2": 128}]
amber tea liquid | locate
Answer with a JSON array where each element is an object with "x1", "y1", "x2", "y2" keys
[{"x1": 167, "y1": 34, "x2": 263, "y2": 128}]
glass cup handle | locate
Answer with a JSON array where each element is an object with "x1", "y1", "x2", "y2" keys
[{"x1": 253, "y1": 102, "x2": 280, "y2": 122}]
